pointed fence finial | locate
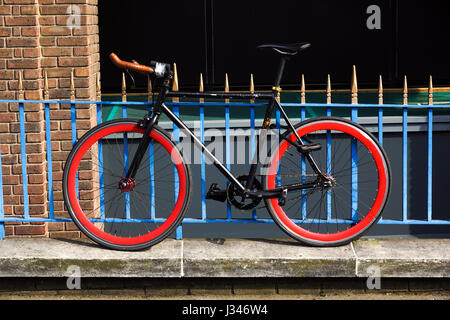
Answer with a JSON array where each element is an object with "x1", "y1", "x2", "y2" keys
[
  {"x1": 326, "y1": 74, "x2": 331, "y2": 104},
  {"x1": 70, "y1": 68, "x2": 75, "y2": 101},
  {"x1": 428, "y1": 75, "x2": 433, "y2": 105},
  {"x1": 225, "y1": 73, "x2": 229, "y2": 104},
  {"x1": 147, "y1": 75, "x2": 152, "y2": 103},
  {"x1": 378, "y1": 75, "x2": 383, "y2": 105},
  {"x1": 199, "y1": 73, "x2": 204, "y2": 103},
  {"x1": 300, "y1": 74, "x2": 306, "y2": 104},
  {"x1": 172, "y1": 63, "x2": 179, "y2": 103},
  {"x1": 121, "y1": 72, "x2": 127, "y2": 102},
  {"x1": 44, "y1": 70, "x2": 49, "y2": 100},
  {"x1": 250, "y1": 74, "x2": 255, "y2": 103},
  {"x1": 18, "y1": 71, "x2": 24, "y2": 100},
  {"x1": 351, "y1": 65, "x2": 358, "y2": 104},
  {"x1": 403, "y1": 75, "x2": 408, "y2": 105}
]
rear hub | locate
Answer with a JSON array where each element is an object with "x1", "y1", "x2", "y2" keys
[{"x1": 322, "y1": 174, "x2": 336, "y2": 190}]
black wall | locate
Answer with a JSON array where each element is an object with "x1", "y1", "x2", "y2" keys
[{"x1": 99, "y1": 1, "x2": 450, "y2": 92}]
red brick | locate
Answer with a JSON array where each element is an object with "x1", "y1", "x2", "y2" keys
[
  {"x1": 6, "y1": 38, "x2": 38, "y2": 47},
  {"x1": 2, "y1": 175, "x2": 20, "y2": 185},
  {"x1": 57, "y1": 36, "x2": 88, "y2": 46},
  {"x1": 5, "y1": 16, "x2": 38, "y2": 26},
  {"x1": 0, "y1": 70, "x2": 14, "y2": 80},
  {"x1": 0, "y1": 6, "x2": 12, "y2": 15},
  {"x1": 4, "y1": 0, "x2": 37, "y2": 4},
  {"x1": 29, "y1": 174, "x2": 45, "y2": 184},
  {"x1": 23, "y1": 48, "x2": 40, "y2": 58},
  {"x1": 20, "y1": 5, "x2": 38, "y2": 15},
  {"x1": 41, "y1": 47, "x2": 72, "y2": 57},
  {"x1": 40, "y1": 26, "x2": 71, "y2": 36},
  {"x1": 7, "y1": 58, "x2": 39, "y2": 69},
  {"x1": 23, "y1": 69, "x2": 40, "y2": 80},
  {"x1": 0, "y1": 29, "x2": 12, "y2": 37},
  {"x1": 39, "y1": 37, "x2": 56, "y2": 46},
  {"x1": 49, "y1": 231, "x2": 81, "y2": 239},
  {"x1": 14, "y1": 225, "x2": 46, "y2": 236}
]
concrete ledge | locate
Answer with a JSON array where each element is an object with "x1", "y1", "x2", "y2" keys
[
  {"x1": 0, "y1": 238, "x2": 449, "y2": 278},
  {"x1": 354, "y1": 238, "x2": 450, "y2": 278},
  {"x1": 0, "y1": 238, "x2": 182, "y2": 278}
]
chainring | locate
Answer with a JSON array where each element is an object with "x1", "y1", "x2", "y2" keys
[{"x1": 226, "y1": 175, "x2": 262, "y2": 211}]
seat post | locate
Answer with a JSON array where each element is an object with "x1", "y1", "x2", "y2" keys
[{"x1": 274, "y1": 56, "x2": 288, "y2": 87}]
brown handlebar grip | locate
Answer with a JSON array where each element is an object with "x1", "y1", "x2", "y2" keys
[{"x1": 109, "y1": 53, "x2": 154, "y2": 75}]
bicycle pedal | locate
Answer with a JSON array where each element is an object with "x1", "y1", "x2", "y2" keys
[
  {"x1": 297, "y1": 143, "x2": 321, "y2": 153},
  {"x1": 206, "y1": 183, "x2": 227, "y2": 202}
]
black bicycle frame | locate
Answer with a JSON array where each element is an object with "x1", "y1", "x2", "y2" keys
[{"x1": 124, "y1": 60, "x2": 326, "y2": 199}]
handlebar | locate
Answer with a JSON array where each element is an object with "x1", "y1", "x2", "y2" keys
[{"x1": 109, "y1": 53, "x2": 154, "y2": 75}]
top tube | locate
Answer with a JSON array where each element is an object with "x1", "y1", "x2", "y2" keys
[{"x1": 168, "y1": 91, "x2": 274, "y2": 100}]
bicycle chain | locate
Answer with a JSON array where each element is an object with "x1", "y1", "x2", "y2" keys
[{"x1": 251, "y1": 174, "x2": 322, "y2": 210}]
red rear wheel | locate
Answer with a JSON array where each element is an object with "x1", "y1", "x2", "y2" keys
[{"x1": 264, "y1": 117, "x2": 390, "y2": 246}]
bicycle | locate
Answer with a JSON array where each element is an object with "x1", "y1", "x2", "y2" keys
[{"x1": 62, "y1": 43, "x2": 391, "y2": 251}]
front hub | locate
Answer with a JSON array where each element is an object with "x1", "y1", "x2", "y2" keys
[{"x1": 118, "y1": 177, "x2": 136, "y2": 192}]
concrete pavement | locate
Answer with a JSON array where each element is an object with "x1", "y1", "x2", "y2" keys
[{"x1": 0, "y1": 237, "x2": 449, "y2": 278}]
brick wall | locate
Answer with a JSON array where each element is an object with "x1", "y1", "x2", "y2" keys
[{"x1": 0, "y1": 0, "x2": 100, "y2": 238}]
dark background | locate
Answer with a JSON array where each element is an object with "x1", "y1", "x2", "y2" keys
[{"x1": 98, "y1": 0, "x2": 450, "y2": 92}]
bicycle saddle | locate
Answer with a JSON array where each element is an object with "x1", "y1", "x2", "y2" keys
[{"x1": 257, "y1": 42, "x2": 311, "y2": 56}]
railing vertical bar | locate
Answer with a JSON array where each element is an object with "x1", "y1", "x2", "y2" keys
[
  {"x1": 19, "y1": 102, "x2": 29, "y2": 219},
  {"x1": 351, "y1": 107, "x2": 358, "y2": 221},
  {"x1": 427, "y1": 107, "x2": 433, "y2": 221},
  {"x1": 225, "y1": 105, "x2": 231, "y2": 220},
  {"x1": 377, "y1": 107, "x2": 384, "y2": 223},
  {"x1": 96, "y1": 102, "x2": 105, "y2": 219},
  {"x1": 71, "y1": 103, "x2": 77, "y2": 146},
  {"x1": 200, "y1": 105, "x2": 206, "y2": 221},
  {"x1": 172, "y1": 106, "x2": 182, "y2": 238},
  {"x1": 250, "y1": 105, "x2": 257, "y2": 220},
  {"x1": 44, "y1": 103, "x2": 54, "y2": 220},
  {"x1": 301, "y1": 107, "x2": 306, "y2": 219},
  {"x1": 275, "y1": 108, "x2": 281, "y2": 187},
  {"x1": 198, "y1": 74, "x2": 207, "y2": 221},
  {"x1": 172, "y1": 64, "x2": 182, "y2": 239},
  {"x1": 122, "y1": 104, "x2": 130, "y2": 220},
  {"x1": 71, "y1": 102, "x2": 78, "y2": 196},
  {"x1": 402, "y1": 107, "x2": 408, "y2": 222},
  {"x1": 326, "y1": 107, "x2": 332, "y2": 220},
  {"x1": 148, "y1": 105, "x2": 155, "y2": 221},
  {"x1": 0, "y1": 138, "x2": 4, "y2": 239},
  {"x1": 378, "y1": 107, "x2": 383, "y2": 146},
  {"x1": 378, "y1": 75, "x2": 384, "y2": 147}
]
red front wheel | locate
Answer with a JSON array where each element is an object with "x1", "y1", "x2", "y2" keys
[
  {"x1": 264, "y1": 117, "x2": 391, "y2": 246},
  {"x1": 63, "y1": 120, "x2": 192, "y2": 251}
]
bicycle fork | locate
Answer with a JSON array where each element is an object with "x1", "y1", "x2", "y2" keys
[{"x1": 119, "y1": 83, "x2": 169, "y2": 190}]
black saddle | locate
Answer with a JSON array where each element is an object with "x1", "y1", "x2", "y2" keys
[{"x1": 257, "y1": 42, "x2": 311, "y2": 56}]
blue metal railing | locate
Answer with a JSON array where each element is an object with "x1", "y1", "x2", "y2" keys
[{"x1": 0, "y1": 98, "x2": 450, "y2": 240}]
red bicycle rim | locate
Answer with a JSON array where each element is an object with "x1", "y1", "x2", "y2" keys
[
  {"x1": 67, "y1": 124, "x2": 186, "y2": 246},
  {"x1": 267, "y1": 121, "x2": 388, "y2": 242}
]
